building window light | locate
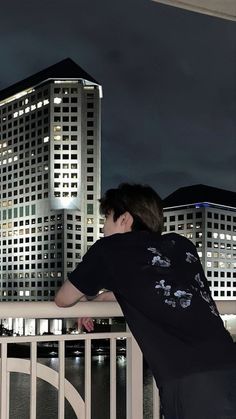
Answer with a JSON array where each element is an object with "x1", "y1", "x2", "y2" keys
[
  {"x1": 13, "y1": 156, "x2": 18, "y2": 161},
  {"x1": 31, "y1": 105, "x2": 36, "y2": 111},
  {"x1": 54, "y1": 126, "x2": 61, "y2": 132},
  {"x1": 213, "y1": 233, "x2": 218, "y2": 239},
  {"x1": 43, "y1": 136, "x2": 49, "y2": 143},
  {"x1": 54, "y1": 97, "x2": 62, "y2": 104},
  {"x1": 37, "y1": 101, "x2": 43, "y2": 108},
  {"x1": 19, "y1": 109, "x2": 24, "y2": 116},
  {"x1": 219, "y1": 262, "x2": 226, "y2": 269},
  {"x1": 54, "y1": 135, "x2": 61, "y2": 141},
  {"x1": 25, "y1": 107, "x2": 30, "y2": 113},
  {"x1": 13, "y1": 112, "x2": 18, "y2": 118},
  {"x1": 220, "y1": 233, "x2": 225, "y2": 240},
  {"x1": 54, "y1": 80, "x2": 78, "y2": 84},
  {"x1": 43, "y1": 99, "x2": 49, "y2": 105}
]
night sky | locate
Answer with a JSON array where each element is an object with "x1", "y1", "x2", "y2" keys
[{"x1": 1, "y1": 0, "x2": 235, "y2": 198}]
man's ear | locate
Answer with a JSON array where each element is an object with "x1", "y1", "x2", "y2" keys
[{"x1": 121, "y1": 211, "x2": 133, "y2": 232}]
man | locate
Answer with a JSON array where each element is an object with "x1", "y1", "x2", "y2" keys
[{"x1": 55, "y1": 183, "x2": 236, "y2": 418}]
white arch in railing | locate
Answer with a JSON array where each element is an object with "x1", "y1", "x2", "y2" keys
[{"x1": 7, "y1": 358, "x2": 85, "y2": 419}]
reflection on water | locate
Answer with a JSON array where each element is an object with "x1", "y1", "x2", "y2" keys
[{"x1": 10, "y1": 356, "x2": 153, "y2": 419}]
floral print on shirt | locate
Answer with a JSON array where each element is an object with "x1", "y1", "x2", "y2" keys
[{"x1": 147, "y1": 247, "x2": 219, "y2": 317}]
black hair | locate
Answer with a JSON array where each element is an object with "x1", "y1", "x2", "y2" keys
[{"x1": 100, "y1": 183, "x2": 163, "y2": 234}]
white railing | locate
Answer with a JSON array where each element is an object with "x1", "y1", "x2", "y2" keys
[{"x1": 0, "y1": 302, "x2": 160, "y2": 419}]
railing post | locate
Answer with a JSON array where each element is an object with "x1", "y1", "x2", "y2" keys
[
  {"x1": 58, "y1": 340, "x2": 65, "y2": 419},
  {"x1": 153, "y1": 378, "x2": 161, "y2": 419},
  {"x1": 110, "y1": 338, "x2": 117, "y2": 419},
  {"x1": 30, "y1": 341, "x2": 37, "y2": 419},
  {"x1": 85, "y1": 339, "x2": 92, "y2": 419},
  {"x1": 0, "y1": 342, "x2": 8, "y2": 419},
  {"x1": 126, "y1": 334, "x2": 143, "y2": 419}
]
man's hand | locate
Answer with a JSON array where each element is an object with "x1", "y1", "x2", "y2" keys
[
  {"x1": 78, "y1": 317, "x2": 94, "y2": 332},
  {"x1": 77, "y1": 291, "x2": 117, "y2": 332}
]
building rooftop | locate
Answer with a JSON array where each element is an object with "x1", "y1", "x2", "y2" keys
[
  {"x1": 152, "y1": 0, "x2": 236, "y2": 21},
  {"x1": 163, "y1": 184, "x2": 236, "y2": 209},
  {"x1": 0, "y1": 58, "x2": 99, "y2": 101}
]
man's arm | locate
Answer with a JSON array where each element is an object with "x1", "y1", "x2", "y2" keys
[
  {"x1": 55, "y1": 280, "x2": 116, "y2": 307},
  {"x1": 55, "y1": 280, "x2": 89, "y2": 307},
  {"x1": 55, "y1": 280, "x2": 117, "y2": 332},
  {"x1": 94, "y1": 291, "x2": 116, "y2": 302}
]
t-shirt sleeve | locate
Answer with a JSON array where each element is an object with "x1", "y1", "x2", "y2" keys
[{"x1": 68, "y1": 239, "x2": 109, "y2": 296}]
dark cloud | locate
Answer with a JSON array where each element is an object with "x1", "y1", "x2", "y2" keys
[{"x1": 0, "y1": 0, "x2": 235, "y2": 196}]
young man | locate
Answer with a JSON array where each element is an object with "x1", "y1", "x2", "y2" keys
[{"x1": 55, "y1": 183, "x2": 236, "y2": 418}]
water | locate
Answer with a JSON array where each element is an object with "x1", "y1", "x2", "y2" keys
[{"x1": 9, "y1": 356, "x2": 154, "y2": 419}]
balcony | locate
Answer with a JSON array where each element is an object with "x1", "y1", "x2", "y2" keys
[{"x1": 0, "y1": 302, "x2": 160, "y2": 419}]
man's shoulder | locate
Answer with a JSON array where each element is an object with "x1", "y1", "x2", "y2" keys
[
  {"x1": 161, "y1": 233, "x2": 197, "y2": 253},
  {"x1": 89, "y1": 234, "x2": 123, "y2": 251},
  {"x1": 91, "y1": 232, "x2": 196, "y2": 252}
]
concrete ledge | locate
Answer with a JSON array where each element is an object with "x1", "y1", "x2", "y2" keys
[{"x1": 216, "y1": 300, "x2": 236, "y2": 315}]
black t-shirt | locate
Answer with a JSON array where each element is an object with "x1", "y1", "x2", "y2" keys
[{"x1": 68, "y1": 232, "x2": 236, "y2": 386}]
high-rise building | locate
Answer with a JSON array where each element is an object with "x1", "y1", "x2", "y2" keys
[
  {"x1": 0, "y1": 58, "x2": 103, "y2": 302},
  {"x1": 163, "y1": 184, "x2": 236, "y2": 301},
  {"x1": 152, "y1": 0, "x2": 236, "y2": 21}
]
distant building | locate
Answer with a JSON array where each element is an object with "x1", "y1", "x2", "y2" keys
[
  {"x1": 163, "y1": 184, "x2": 236, "y2": 301},
  {"x1": 0, "y1": 58, "x2": 103, "y2": 302},
  {"x1": 152, "y1": 0, "x2": 236, "y2": 21}
]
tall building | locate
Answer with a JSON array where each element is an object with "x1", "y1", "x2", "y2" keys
[
  {"x1": 152, "y1": 0, "x2": 236, "y2": 21},
  {"x1": 163, "y1": 184, "x2": 236, "y2": 301},
  {"x1": 0, "y1": 58, "x2": 103, "y2": 302}
]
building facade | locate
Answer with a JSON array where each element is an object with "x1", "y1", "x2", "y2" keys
[
  {"x1": 0, "y1": 58, "x2": 103, "y2": 302},
  {"x1": 152, "y1": 0, "x2": 236, "y2": 21},
  {"x1": 163, "y1": 185, "x2": 236, "y2": 301}
]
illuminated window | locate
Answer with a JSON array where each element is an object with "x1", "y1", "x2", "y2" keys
[{"x1": 54, "y1": 97, "x2": 62, "y2": 104}]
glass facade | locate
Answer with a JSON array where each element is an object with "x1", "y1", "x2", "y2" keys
[
  {"x1": 164, "y1": 204, "x2": 236, "y2": 300},
  {"x1": 0, "y1": 76, "x2": 103, "y2": 302}
]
